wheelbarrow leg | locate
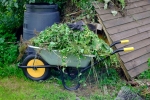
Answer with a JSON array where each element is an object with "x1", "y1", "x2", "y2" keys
[{"x1": 60, "y1": 68, "x2": 81, "y2": 91}]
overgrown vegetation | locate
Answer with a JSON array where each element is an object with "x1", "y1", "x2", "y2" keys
[
  {"x1": 134, "y1": 58, "x2": 150, "y2": 99},
  {"x1": 29, "y1": 23, "x2": 113, "y2": 67},
  {"x1": 138, "y1": 58, "x2": 150, "y2": 79},
  {"x1": 0, "y1": 65, "x2": 23, "y2": 78},
  {"x1": 0, "y1": 9, "x2": 19, "y2": 66},
  {"x1": 148, "y1": 58, "x2": 150, "y2": 67},
  {"x1": 0, "y1": 1, "x2": 24, "y2": 67},
  {"x1": 118, "y1": 0, "x2": 125, "y2": 9},
  {"x1": 0, "y1": 34, "x2": 18, "y2": 67}
]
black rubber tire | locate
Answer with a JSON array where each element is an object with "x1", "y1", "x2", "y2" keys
[
  {"x1": 22, "y1": 55, "x2": 50, "y2": 81},
  {"x1": 66, "y1": 67, "x2": 79, "y2": 79},
  {"x1": 60, "y1": 67, "x2": 81, "y2": 91}
]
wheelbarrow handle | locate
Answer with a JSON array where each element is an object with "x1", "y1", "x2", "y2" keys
[
  {"x1": 111, "y1": 47, "x2": 134, "y2": 55},
  {"x1": 110, "y1": 40, "x2": 129, "y2": 47}
]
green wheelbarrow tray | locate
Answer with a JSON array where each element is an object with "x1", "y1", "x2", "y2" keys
[{"x1": 28, "y1": 45, "x2": 95, "y2": 68}]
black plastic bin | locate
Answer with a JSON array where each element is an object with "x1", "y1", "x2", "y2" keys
[{"x1": 23, "y1": 3, "x2": 60, "y2": 54}]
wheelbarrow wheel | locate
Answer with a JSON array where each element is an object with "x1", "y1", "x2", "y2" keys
[
  {"x1": 22, "y1": 55, "x2": 50, "y2": 81},
  {"x1": 60, "y1": 67, "x2": 81, "y2": 91},
  {"x1": 66, "y1": 67, "x2": 79, "y2": 79}
]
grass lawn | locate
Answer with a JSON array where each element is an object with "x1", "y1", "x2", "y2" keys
[
  {"x1": 0, "y1": 65, "x2": 150, "y2": 100},
  {"x1": 0, "y1": 76, "x2": 123, "y2": 100},
  {"x1": 0, "y1": 76, "x2": 78, "y2": 100}
]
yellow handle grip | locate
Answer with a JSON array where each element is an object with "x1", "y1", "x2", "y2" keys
[
  {"x1": 121, "y1": 40, "x2": 129, "y2": 44},
  {"x1": 124, "y1": 47, "x2": 134, "y2": 52}
]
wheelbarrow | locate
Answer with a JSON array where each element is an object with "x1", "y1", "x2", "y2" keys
[{"x1": 18, "y1": 40, "x2": 134, "y2": 90}]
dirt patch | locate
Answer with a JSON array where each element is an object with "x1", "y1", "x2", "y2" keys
[{"x1": 61, "y1": 1, "x2": 81, "y2": 23}]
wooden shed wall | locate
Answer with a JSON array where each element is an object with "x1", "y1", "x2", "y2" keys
[{"x1": 93, "y1": 0, "x2": 150, "y2": 79}]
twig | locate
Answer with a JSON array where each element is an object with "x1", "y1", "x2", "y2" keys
[
  {"x1": 92, "y1": 1, "x2": 101, "y2": 10},
  {"x1": 65, "y1": 10, "x2": 82, "y2": 16},
  {"x1": 5, "y1": 42, "x2": 18, "y2": 44}
]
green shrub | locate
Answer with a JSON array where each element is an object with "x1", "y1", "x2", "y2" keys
[
  {"x1": 99, "y1": 68, "x2": 120, "y2": 86},
  {"x1": 0, "y1": 33, "x2": 18, "y2": 67},
  {"x1": 0, "y1": 12, "x2": 21, "y2": 34},
  {"x1": 138, "y1": 58, "x2": 150, "y2": 79},
  {"x1": 0, "y1": 65, "x2": 23, "y2": 78},
  {"x1": 0, "y1": 1, "x2": 23, "y2": 67}
]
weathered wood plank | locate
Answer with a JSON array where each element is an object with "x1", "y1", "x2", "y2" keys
[
  {"x1": 107, "y1": 17, "x2": 150, "y2": 34},
  {"x1": 92, "y1": 0, "x2": 149, "y2": 9},
  {"x1": 93, "y1": 0, "x2": 148, "y2": 9},
  {"x1": 94, "y1": 1, "x2": 150, "y2": 16},
  {"x1": 128, "y1": 62, "x2": 149, "y2": 78},
  {"x1": 100, "y1": 4, "x2": 150, "y2": 21},
  {"x1": 117, "y1": 38, "x2": 150, "y2": 55},
  {"x1": 92, "y1": 0, "x2": 148, "y2": 9},
  {"x1": 126, "y1": 0, "x2": 149, "y2": 9},
  {"x1": 93, "y1": 3, "x2": 104, "y2": 9},
  {"x1": 125, "y1": 53, "x2": 150, "y2": 71},
  {"x1": 100, "y1": 13, "x2": 122, "y2": 22},
  {"x1": 127, "y1": 0, "x2": 141, "y2": 3},
  {"x1": 95, "y1": 8, "x2": 111, "y2": 15},
  {"x1": 104, "y1": 16, "x2": 133, "y2": 28},
  {"x1": 94, "y1": 0, "x2": 150, "y2": 79},
  {"x1": 120, "y1": 45, "x2": 150, "y2": 63},
  {"x1": 127, "y1": 5, "x2": 150, "y2": 15},
  {"x1": 110, "y1": 24, "x2": 150, "y2": 41},
  {"x1": 138, "y1": 25, "x2": 150, "y2": 34},
  {"x1": 103, "y1": 11, "x2": 150, "y2": 28},
  {"x1": 122, "y1": 31, "x2": 150, "y2": 45}
]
